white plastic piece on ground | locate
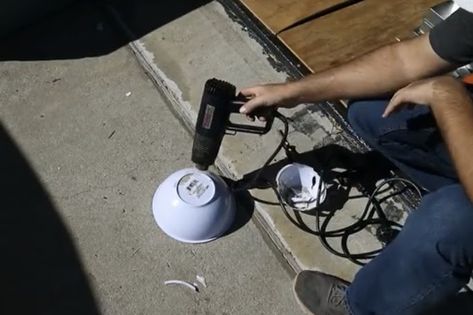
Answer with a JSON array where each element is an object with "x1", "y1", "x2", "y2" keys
[
  {"x1": 125, "y1": 91, "x2": 132, "y2": 97},
  {"x1": 196, "y1": 275, "x2": 207, "y2": 288},
  {"x1": 164, "y1": 280, "x2": 199, "y2": 292},
  {"x1": 152, "y1": 168, "x2": 236, "y2": 243},
  {"x1": 276, "y1": 163, "x2": 327, "y2": 212},
  {"x1": 454, "y1": 0, "x2": 473, "y2": 12}
]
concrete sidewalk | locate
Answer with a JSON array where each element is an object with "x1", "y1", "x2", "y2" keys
[
  {"x1": 0, "y1": 0, "x2": 415, "y2": 314},
  {"x1": 122, "y1": 1, "x2": 408, "y2": 280},
  {"x1": 0, "y1": 3, "x2": 306, "y2": 314}
]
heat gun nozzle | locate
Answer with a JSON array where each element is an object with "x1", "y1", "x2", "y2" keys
[{"x1": 194, "y1": 163, "x2": 208, "y2": 171}]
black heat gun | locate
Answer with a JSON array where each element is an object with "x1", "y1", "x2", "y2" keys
[{"x1": 191, "y1": 78, "x2": 275, "y2": 170}]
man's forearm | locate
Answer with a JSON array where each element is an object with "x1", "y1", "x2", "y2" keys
[
  {"x1": 287, "y1": 35, "x2": 453, "y2": 104},
  {"x1": 432, "y1": 83, "x2": 473, "y2": 201}
]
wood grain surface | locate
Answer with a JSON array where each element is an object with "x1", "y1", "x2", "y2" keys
[
  {"x1": 279, "y1": 0, "x2": 443, "y2": 72},
  {"x1": 240, "y1": 0, "x2": 350, "y2": 34}
]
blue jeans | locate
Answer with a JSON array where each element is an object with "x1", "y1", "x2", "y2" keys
[{"x1": 345, "y1": 100, "x2": 473, "y2": 315}]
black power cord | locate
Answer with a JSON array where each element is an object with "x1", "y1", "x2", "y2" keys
[
  {"x1": 232, "y1": 111, "x2": 289, "y2": 192},
  {"x1": 233, "y1": 111, "x2": 422, "y2": 266}
]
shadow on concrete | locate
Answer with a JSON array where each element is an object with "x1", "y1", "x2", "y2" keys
[
  {"x1": 220, "y1": 179, "x2": 255, "y2": 237},
  {"x1": 236, "y1": 143, "x2": 401, "y2": 231},
  {"x1": 238, "y1": 144, "x2": 395, "y2": 194},
  {"x1": 0, "y1": 123, "x2": 100, "y2": 315},
  {"x1": 237, "y1": 144, "x2": 409, "y2": 264},
  {"x1": 0, "y1": 0, "x2": 211, "y2": 61}
]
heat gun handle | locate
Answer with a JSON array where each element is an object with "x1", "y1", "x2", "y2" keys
[
  {"x1": 226, "y1": 117, "x2": 275, "y2": 134},
  {"x1": 226, "y1": 95, "x2": 275, "y2": 135}
]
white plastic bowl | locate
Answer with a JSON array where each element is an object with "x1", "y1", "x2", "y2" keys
[
  {"x1": 152, "y1": 168, "x2": 236, "y2": 243},
  {"x1": 276, "y1": 163, "x2": 327, "y2": 211}
]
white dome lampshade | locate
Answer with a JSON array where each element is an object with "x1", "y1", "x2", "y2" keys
[
  {"x1": 152, "y1": 168, "x2": 236, "y2": 243},
  {"x1": 455, "y1": 0, "x2": 473, "y2": 12}
]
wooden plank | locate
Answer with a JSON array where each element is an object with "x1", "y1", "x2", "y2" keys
[
  {"x1": 240, "y1": 0, "x2": 350, "y2": 34},
  {"x1": 279, "y1": 0, "x2": 443, "y2": 73}
]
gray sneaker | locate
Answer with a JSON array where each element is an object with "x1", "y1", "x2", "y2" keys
[{"x1": 293, "y1": 270, "x2": 351, "y2": 315}]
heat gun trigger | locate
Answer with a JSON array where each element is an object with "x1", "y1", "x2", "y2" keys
[
  {"x1": 226, "y1": 95, "x2": 276, "y2": 135},
  {"x1": 231, "y1": 102, "x2": 271, "y2": 121},
  {"x1": 232, "y1": 93, "x2": 273, "y2": 120}
]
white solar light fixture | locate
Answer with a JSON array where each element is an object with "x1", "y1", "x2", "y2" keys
[
  {"x1": 455, "y1": 0, "x2": 473, "y2": 12},
  {"x1": 152, "y1": 168, "x2": 236, "y2": 243}
]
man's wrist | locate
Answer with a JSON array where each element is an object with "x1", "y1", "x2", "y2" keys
[
  {"x1": 283, "y1": 81, "x2": 306, "y2": 105},
  {"x1": 431, "y1": 77, "x2": 471, "y2": 110}
]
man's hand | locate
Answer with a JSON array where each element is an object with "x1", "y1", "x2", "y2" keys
[
  {"x1": 383, "y1": 76, "x2": 468, "y2": 117},
  {"x1": 239, "y1": 83, "x2": 300, "y2": 114},
  {"x1": 385, "y1": 75, "x2": 473, "y2": 202}
]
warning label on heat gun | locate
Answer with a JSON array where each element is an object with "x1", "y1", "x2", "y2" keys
[{"x1": 202, "y1": 104, "x2": 215, "y2": 129}]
